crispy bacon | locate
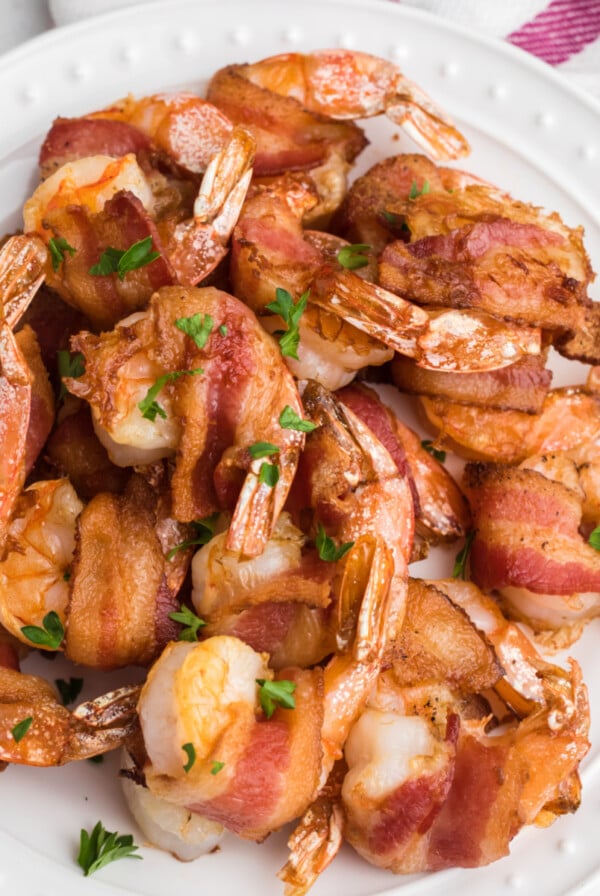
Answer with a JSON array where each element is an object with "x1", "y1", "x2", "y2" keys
[
  {"x1": 188, "y1": 668, "x2": 324, "y2": 840},
  {"x1": 43, "y1": 190, "x2": 175, "y2": 330},
  {"x1": 67, "y1": 474, "x2": 189, "y2": 668},
  {"x1": 392, "y1": 350, "x2": 552, "y2": 414},
  {"x1": 39, "y1": 117, "x2": 152, "y2": 179},
  {"x1": 207, "y1": 65, "x2": 367, "y2": 177},
  {"x1": 464, "y1": 463, "x2": 600, "y2": 595},
  {"x1": 379, "y1": 220, "x2": 590, "y2": 336}
]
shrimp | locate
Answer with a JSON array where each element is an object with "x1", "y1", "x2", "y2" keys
[
  {"x1": 191, "y1": 511, "x2": 337, "y2": 669},
  {"x1": 23, "y1": 127, "x2": 255, "y2": 329},
  {"x1": 231, "y1": 176, "x2": 392, "y2": 390},
  {"x1": 210, "y1": 51, "x2": 470, "y2": 164},
  {"x1": 0, "y1": 666, "x2": 139, "y2": 766},
  {"x1": 134, "y1": 535, "x2": 393, "y2": 841},
  {"x1": 85, "y1": 92, "x2": 234, "y2": 175},
  {"x1": 0, "y1": 472, "x2": 191, "y2": 668},
  {"x1": 120, "y1": 749, "x2": 225, "y2": 861},
  {"x1": 66, "y1": 286, "x2": 305, "y2": 558},
  {"x1": 0, "y1": 235, "x2": 48, "y2": 550},
  {"x1": 463, "y1": 461, "x2": 600, "y2": 648},
  {"x1": 284, "y1": 578, "x2": 589, "y2": 885}
]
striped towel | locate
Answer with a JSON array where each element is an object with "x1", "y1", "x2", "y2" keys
[{"x1": 399, "y1": 0, "x2": 600, "y2": 97}]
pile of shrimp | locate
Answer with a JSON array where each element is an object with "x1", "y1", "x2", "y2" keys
[{"x1": 0, "y1": 47, "x2": 596, "y2": 894}]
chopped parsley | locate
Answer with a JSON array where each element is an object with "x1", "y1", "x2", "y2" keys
[
  {"x1": 48, "y1": 236, "x2": 76, "y2": 271},
  {"x1": 336, "y1": 243, "x2": 370, "y2": 270},
  {"x1": 452, "y1": 531, "x2": 476, "y2": 579},
  {"x1": 138, "y1": 368, "x2": 203, "y2": 422},
  {"x1": 77, "y1": 821, "x2": 141, "y2": 876},
  {"x1": 248, "y1": 441, "x2": 280, "y2": 459},
  {"x1": 408, "y1": 179, "x2": 431, "y2": 200},
  {"x1": 166, "y1": 513, "x2": 220, "y2": 560},
  {"x1": 211, "y1": 760, "x2": 225, "y2": 775},
  {"x1": 21, "y1": 611, "x2": 64, "y2": 650},
  {"x1": 182, "y1": 742, "x2": 196, "y2": 773},
  {"x1": 55, "y1": 677, "x2": 84, "y2": 706},
  {"x1": 11, "y1": 717, "x2": 33, "y2": 743},
  {"x1": 278, "y1": 405, "x2": 316, "y2": 433},
  {"x1": 175, "y1": 313, "x2": 214, "y2": 350},
  {"x1": 168, "y1": 605, "x2": 206, "y2": 642},
  {"x1": 89, "y1": 236, "x2": 160, "y2": 280},
  {"x1": 256, "y1": 678, "x2": 297, "y2": 718},
  {"x1": 57, "y1": 350, "x2": 85, "y2": 399},
  {"x1": 589, "y1": 526, "x2": 600, "y2": 551},
  {"x1": 265, "y1": 287, "x2": 308, "y2": 360},
  {"x1": 315, "y1": 523, "x2": 354, "y2": 563},
  {"x1": 421, "y1": 440, "x2": 447, "y2": 463},
  {"x1": 258, "y1": 462, "x2": 279, "y2": 488}
]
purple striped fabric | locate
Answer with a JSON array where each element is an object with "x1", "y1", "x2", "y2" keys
[{"x1": 507, "y1": 0, "x2": 600, "y2": 65}]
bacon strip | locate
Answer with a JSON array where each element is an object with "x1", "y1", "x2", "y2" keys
[
  {"x1": 39, "y1": 117, "x2": 152, "y2": 179},
  {"x1": 207, "y1": 65, "x2": 367, "y2": 177},
  {"x1": 464, "y1": 463, "x2": 600, "y2": 595}
]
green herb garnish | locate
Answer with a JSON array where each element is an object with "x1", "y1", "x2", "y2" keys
[
  {"x1": 168, "y1": 605, "x2": 206, "y2": 642},
  {"x1": 175, "y1": 313, "x2": 214, "y2": 350},
  {"x1": 265, "y1": 287, "x2": 308, "y2": 360},
  {"x1": 11, "y1": 717, "x2": 33, "y2": 743},
  {"x1": 55, "y1": 677, "x2": 84, "y2": 706},
  {"x1": 138, "y1": 368, "x2": 203, "y2": 422},
  {"x1": 89, "y1": 236, "x2": 160, "y2": 279},
  {"x1": 182, "y1": 743, "x2": 196, "y2": 773},
  {"x1": 315, "y1": 523, "x2": 354, "y2": 563},
  {"x1": 408, "y1": 179, "x2": 430, "y2": 200},
  {"x1": 589, "y1": 526, "x2": 600, "y2": 551},
  {"x1": 167, "y1": 513, "x2": 220, "y2": 560},
  {"x1": 248, "y1": 442, "x2": 280, "y2": 459},
  {"x1": 336, "y1": 243, "x2": 370, "y2": 270},
  {"x1": 256, "y1": 678, "x2": 297, "y2": 718},
  {"x1": 452, "y1": 531, "x2": 476, "y2": 579},
  {"x1": 258, "y1": 463, "x2": 279, "y2": 488},
  {"x1": 57, "y1": 350, "x2": 85, "y2": 399},
  {"x1": 421, "y1": 440, "x2": 447, "y2": 463},
  {"x1": 21, "y1": 611, "x2": 64, "y2": 650},
  {"x1": 278, "y1": 405, "x2": 316, "y2": 433},
  {"x1": 218, "y1": 324, "x2": 228, "y2": 336},
  {"x1": 77, "y1": 821, "x2": 141, "y2": 876},
  {"x1": 211, "y1": 760, "x2": 225, "y2": 775},
  {"x1": 48, "y1": 236, "x2": 76, "y2": 271}
]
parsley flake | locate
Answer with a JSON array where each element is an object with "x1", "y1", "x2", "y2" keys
[
  {"x1": 168, "y1": 605, "x2": 206, "y2": 642},
  {"x1": 11, "y1": 716, "x2": 33, "y2": 743},
  {"x1": 89, "y1": 236, "x2": 160, "y2": 280},
  {"x1": 278, "y1": 405, "x2": 316, "y2": 433},
  {"x1": 55, "y1": 677, "x2": 84, "y2": 706},
  {"x1": 421, "y1": 440, "x2": 447, "y2": 463},
  {"x1": 453, "y1": 531, "x2": 476, "y2": 579},
  {"x1": 256, "y1": 678, "x2": 297, "y2": 718},
  {"x1": 408, "y1": 179, "x2": 431, "y2": 200},
  {"x1": 336, "y1": 243, "x2": 370, "y2": 270},
  {"x1": 167, "y1": 513, "x2": 220, "y2": 560},
  {"x1": 175, "y1": 313, "x2": 214, "y2": 350},
  {"x1": 138, "y1": 368, "x2": 203, "y2": 422},
  {"x1": 182, "y1": 742, "x2": 196, "y2": 773},
  {"x1": 218, "y1": 324, "x2": 228, "y2": 336},
  {"x1": 211, "y1": 760, "x2": 225, "y2": 775},
  {"x1": 589, "y1": 526, "x2": 600, "y2": 551},
  {"x1": 57, "y1": 350, "x2": 85, "y2": 400},
  {"x1": 248, "y1": 441, "x2": 280, "y2": 459},
  {"x1": 315, "y1": 523, "x2": 354, "y2": 563},
  {"x1": 77, "y1": 821, "x2": 141, "y2": 877},
  {"x1": 48, "y1": 236, "x2": 76, "y2": 271},
  {"x1": 265, "y1": 287, "x2": 308, "y2": 360},
  {"x1": 21, "y1": 611, "x2": 64, "y2": 650},
  {"x1": 258, "y1": 462, "x2": 279, "y2": 488}
]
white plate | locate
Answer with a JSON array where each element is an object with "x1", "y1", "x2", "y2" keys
[{"x1": 1, "y1": 1, "x2": 600, "y2": 895}]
